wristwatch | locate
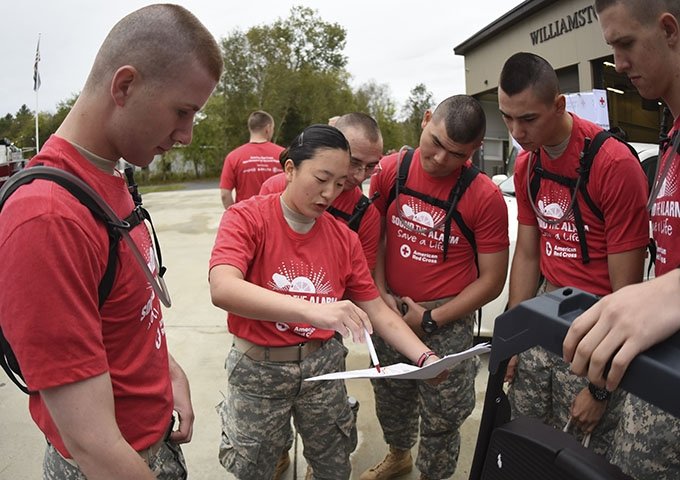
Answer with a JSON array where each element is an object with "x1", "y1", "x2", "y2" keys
[
  {"x1": 588, "y1": 382, "x2": 611, "y2": 401},
  {"x1": 421, "y1": 310, "x2": 438, "y2": 334}
]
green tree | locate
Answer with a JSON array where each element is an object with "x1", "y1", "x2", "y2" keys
[
  {"x1": 0, "y1": 114, "x2": 14, "y2": 142},
  {"x1": 354, "y1": 81, "x2": 404, "y2": 152},
  {"x1": 11, "y1": 105, "x2": 37, "y2": 154},
  {"x1": 179, "y1": 101, "x2": 226, "y2": 178},
  {"x1": 214, "y1": 5, "x2": 354, "y2": 158},
  {"x1": 402, "y1": 84, "x2": 435, "y2": 148},
  {"x1": 41, "y1": 94, "x2": 79, "y2": 141}
]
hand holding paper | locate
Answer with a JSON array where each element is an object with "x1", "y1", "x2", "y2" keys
[{"x1": 305, "y1": 342, "x2": 491, "y2": 381}]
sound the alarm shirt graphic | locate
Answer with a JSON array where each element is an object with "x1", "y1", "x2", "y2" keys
[
  {"x1": 268, "y1": 262, "x2": 334, "y2": 299},
  {"x1": 651, "y1": 125, "x2": 680, "y2": 275},
  {"x1": 535, "y1": 196, "x2": 582, "y2": 260}
]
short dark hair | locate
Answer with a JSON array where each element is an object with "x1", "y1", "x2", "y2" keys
[
  {"x1": 248, "y1": 111, "x2": 274, "y2": 133},
  {"x1": 595, "y1": 0, "x2": 680, "y2": 25},
  {"x1": 279, "y1": 124, "x2": 350, "y2": 168},
  {"x1": 334, "y1": 112, "x2": 382, "y2": 143},
  {"x1": 431, "y1": 95, "x2": 486, "y2": 144},
  {"x1": 87, "y1": 4, "x2": 223, "y2": 91},
  {"x1": 499, "y1": 52, "x2": 560, "y2": 105}
]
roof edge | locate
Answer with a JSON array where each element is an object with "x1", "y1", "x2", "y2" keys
[{"x1": 454, "y1": 0, "x2": 560, "y2": 55}]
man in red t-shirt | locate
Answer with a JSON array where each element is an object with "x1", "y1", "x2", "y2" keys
[
  {"x1": 564, "y1": 2, "x2": 680, "y2": 478},
  {"x1": 499, "y1": 52, "x2": 649, "y2": 457},
  {"x1": 260, "y1": 112, "x2": 383, "y2": 271},
  {"x1": 219, "y1": 110, "x2": 284, "y2": 209},
  {"x1": 0, "y1": 6, "x2": 222, "y2": 480},
  {"x1": 361, "y1": 95, "x2": 509, "y2": 480}
]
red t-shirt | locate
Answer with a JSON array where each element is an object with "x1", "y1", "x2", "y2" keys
[
  {"x1": 260, "y1": 172, "x2": 287, "y2": 194},
  {"x1": 259, "y1": 173, "x2": 380, "y2": 270},
  {"x1": 0, "y1": 135, "x2": 172, "y2": 457},
  {"x1": 219, "y1": 141, "x2": 284, "y2": 203},
  {"x1": 651, "y1": 117, "x2": 680, "y2": 275},
  {"x1": 513, "y1": 114, "x2": 650, "y2": 294},
  {"x1": 209, "y1": 194, "x2": 379, "y2": 346},
  {"x1": 370, "y1": 148, "x2": 509, "y2": 301}
]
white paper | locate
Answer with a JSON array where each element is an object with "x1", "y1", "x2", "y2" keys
[{"x1": 305, "y1": 342, "x2": 490, "y2": 381}]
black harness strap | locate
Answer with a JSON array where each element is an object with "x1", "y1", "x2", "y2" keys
[
  {"x1": 327, "y1": 205, "x2": 351, "y2": 223},
  {"x1": 347, "y1": 191, "x2": 379, "y2": 232},
  {"x1": 387, "y1": 148, "x2": 480, "y2": 262},
  {"x1": 327, "y1": 191, "x2": 380, "y2": 233},
  {"x1": 529, "y1": 131, "x2": 637, "y2": 264},
  {"x1": 0, "y1": 167, "x2": 140, "y2": 394},
  {"x1": 0, "y1": 170, "x2": 129, "y2": 308}
]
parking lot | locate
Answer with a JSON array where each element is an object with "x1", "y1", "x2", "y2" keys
[{"x1": 0, "y1": 184, "x2": 490, "y2": 479}]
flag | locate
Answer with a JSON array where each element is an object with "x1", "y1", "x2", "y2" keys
[{"x1": 33, "y1": 36, "x2": 41, "y2": 92}]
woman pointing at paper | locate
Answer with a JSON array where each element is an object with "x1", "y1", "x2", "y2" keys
[{"x1": 208, "y1": 124, "x2": 440, "y2": 480}]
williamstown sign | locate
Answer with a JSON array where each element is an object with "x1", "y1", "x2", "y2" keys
[{"x1": 530, "y1": 5, "x2": 597, "y2": 45}]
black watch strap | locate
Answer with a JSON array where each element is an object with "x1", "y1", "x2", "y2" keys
[
  {"x1": 421, "y1": 309, "x2": 438, "y2": 334},
  {"x1": 588, "y1": 382, "x2": 611, "y2": 401}
]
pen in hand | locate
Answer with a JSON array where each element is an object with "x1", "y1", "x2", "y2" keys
[{"x1": 364, "y1": 328, "x2": 381, "y2": 373}]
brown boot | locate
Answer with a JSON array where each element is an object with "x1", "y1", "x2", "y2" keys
[
  {"x1": 272, "y1": 451, "x2": 290, "y2": 480},
  {"x1": 304, "y1": 465, "x2": 313, "y2": 480},
  {"x1": 359, "y1": 446, "x2": 413, "y2": 480}
]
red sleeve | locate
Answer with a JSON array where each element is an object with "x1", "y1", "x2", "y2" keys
[
  {"x1": 513, "y1": 151, "x2": 538, "y2": 226},
  {"x1": 369, "y1": 153, "x2": 398, "y2": 216},
  {"x1": 259, "y1": 173, "x2": 286, "y2": 195},
  {"x1": 209, "y1": 202, "x2": 261, "y2": 275},
  {"x1": 356, "y1": 204, "x2": 380, "y2": 269},
  {"x1": 591, "y1": 141, "x2": 651, "y2": 254},
  {"x1": 462, "y1": 176, "x2": 510, "y2": 253},
  {"x1": 219, "y1": 151, "x2": 237, "y2": 190},
  {"x1": 1, "y1": 212, "x2": 109, "y2": 390},
  {"x1": 344, "y1": 231, "x2": 380, "y2": 302}
]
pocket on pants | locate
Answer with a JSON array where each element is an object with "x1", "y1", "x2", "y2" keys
[
  {"x1": 219, "y1": 427, "x2": 262, "y2": 475},
  {"x1": 149, "y1": 441, "x2": 188, "y2": 480},
  {"x1": 335, "y1": 402, "x2": 355, "y2": 456}
]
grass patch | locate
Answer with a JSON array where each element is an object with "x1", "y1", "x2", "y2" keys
[{"x1": 139, "y1": 184, "x2": 186, "y2": 194}]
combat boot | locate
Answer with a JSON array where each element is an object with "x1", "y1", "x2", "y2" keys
[
  {"x1": 359, "y1": 446, "x2": 413, "y2": 480},
  {"x1": 272, "y1": 451, "x2": 290, "y2": 480}
]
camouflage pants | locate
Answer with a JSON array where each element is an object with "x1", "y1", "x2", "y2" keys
[
  {"x1": 281, "y1": 337, "x2": 359, "y2": 455},
  {"x1": 218, "y1": 337, "x2": 354, "y2": 480},
  {"x1": 42, "y1": 438, "x2": 187, "y2": 479},
  {"x1": 610, "y1": 393, "x2": 680, "y2": 479},
  {"x1": 508, "y1": 346, "x2": 624, "y2": 458},
  {"x1": 370, "y1": 313, "x2": 477, "y2": 480}
]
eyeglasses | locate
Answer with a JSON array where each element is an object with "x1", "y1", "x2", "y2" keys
[{"x1": 349, "y1": 157, "x2": 378, "y2": 174}]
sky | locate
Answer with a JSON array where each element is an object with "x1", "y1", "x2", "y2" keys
[{"x1": 1, "y1": 0, "x2": 523, "y2": 117}]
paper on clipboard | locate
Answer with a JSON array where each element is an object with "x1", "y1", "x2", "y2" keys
[{"x1": 305, "y1": 342, "x2": 490, "y2": 381}]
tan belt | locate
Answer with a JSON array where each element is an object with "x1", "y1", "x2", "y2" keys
[
  {"x1": 233, "y1": 336, "x2": 325, "y2": 362},
  {"x1": 56, "y1": 434, "x2": 166, "y2": 468}
]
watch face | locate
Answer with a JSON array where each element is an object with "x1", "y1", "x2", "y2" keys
[
  {"x1": 421, "y1": 311, "x2": 438, "y2": 333},
  {"x1": 422, "y1": 319, "x2": 436, "y2": 334}
]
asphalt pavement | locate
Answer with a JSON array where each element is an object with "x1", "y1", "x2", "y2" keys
[{"x1": 0, "y1": 186, "x2": 490, "y2": 479}]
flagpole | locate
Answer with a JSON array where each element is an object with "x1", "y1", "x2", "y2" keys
[
  {"x1": 35, "y1": 87, "x2": 39, "y2": 154},
  {"x1": 33, "y1": 34, "x2": 41, "y2": 154}
]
